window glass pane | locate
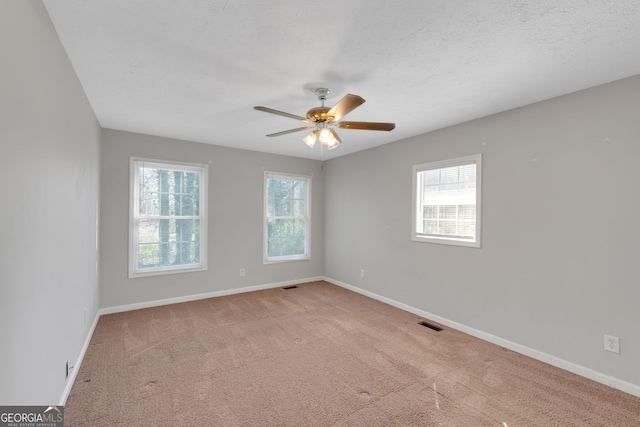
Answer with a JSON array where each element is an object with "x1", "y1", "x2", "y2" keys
[
  {"x1": 424, "y1": 205, "x2": 438, "y2": 219},
  {"x1": 439, "y1": 205, "x2": 457, "y2": 219},
  {"x1": 282, "y1": 219, "x2": 293, "y2": 236},
  {"x1": 267, "y1": 218, "x2": 279, "y2": 243},
  {"x1": 183, "y1": 172, "x2": 200, "y2": 215},
  {"x1": 459, "y1": 164, "x2": 476, "y2": 182},
  {"x1": 458, "y1": 205, "x2": 475, "y2": 220},
  {"x1": 173, "y1": 171, "x2": 183, "y2": 193},
  {"x1": 138, "y1": 242, "x2": 160, "y2": 267},
  {"x1": 176, "y1": 195, "x2": 183, "y2": 216},
  {"x1": 440, "y1": 183, "x2": 458, "y2": 192},
  {"x1": 175, "y1": 219, "x2": 199, "y2": 244},
  {"x1": 284, "y1": 237, "x2": 295, "y2": 256},
  {"x1": 440, "y1": 167, "x2": 459, "y2": 183},
  {"x1": 439, "y1": 220, "x2": 458, "y2": 235},
  {"x1": 168, "y1": 193, "x2": 177, "y2": 216},
  {"x1": 424, "y1": 220, "x2": 438, "y2": 234},
  {"x1": 293, "y1": 219, "x2": 306, "y2": 236},
  {"x1": 139, "y1": 219, "x2": 160, "y2": 243},
  {"x1": 281, "y1": 199, "x2": 292, "y2": 216},
  {"x1": 423, "y1": 170, "x2": 440, "y2": 185},
  {"x1": 293, "y1": 181, "x2": 305, "y2": 198},
  {"x1": 267, "y1": 227, "x2": 298, "y2": 257},
  {"x1": 294, "y1": 236, "x2": 306, "y2": 254},
  {"x1": 268, "y1": 240, "x2": 277, "y2": 257},
  {"x1": 139, "y1": 191, "x2": 158, "y2": 216},
  {"x1": 458, "y1": 221, "x2": 475, "y2": 237},
  {"x1": 267, "y1": 196, "x2": 276, "y2": 217},
  {"x1": 423, "y1": 185, "x2": 439, "y2": 194},
  {"x1": 293, "y1": 200, "x2": 305, "y2": 217},
  {"x1": 459, "y1": 181, "x2": 476, "y2": 190},
  {"x1": 272, "y1": 179, "x2": 294, "y2": 217},
  {"x1": 266, "y1": 180, "x2": 275, "y2": 200},
  {"x1": 140, "y1": 167, "x2": 159, "y2": 192}
]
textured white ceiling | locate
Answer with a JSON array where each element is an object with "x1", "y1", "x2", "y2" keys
[{"x1": 43, "y1": 0, "x2": 640, "y2": 160}]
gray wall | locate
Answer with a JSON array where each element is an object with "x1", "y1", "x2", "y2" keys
[
  {"x1": 324, "y1": 75, "x2": 640, "y2": 388},
  {"x1": 100, "y1": 129, "x2": 324, "y2": 308},
  {"x1": 0, "y1": 1, "x2": 101, "y2": 405}
]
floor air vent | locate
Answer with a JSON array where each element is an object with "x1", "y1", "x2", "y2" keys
[
  {"x1": 419, "y1": 321, "x2": 443, "y2": 332},
  {"x1": 282, "y1": 286, "x2": 298, "y2": 290}
]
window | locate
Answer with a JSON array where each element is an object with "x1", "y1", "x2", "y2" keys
[
  {"x1": 129, "y1": 158, "x2": 208, "y2": 278},
  {"x1": 412, "y1": 154, "x2": 482, "y2": 247},
  {"x1": 264, "y1": 172, "x2": 310, "y2": 263}
]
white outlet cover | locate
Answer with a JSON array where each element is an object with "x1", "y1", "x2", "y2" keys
[{"x1": 604, "y1": 334, "x2": 620, "y2": 354}]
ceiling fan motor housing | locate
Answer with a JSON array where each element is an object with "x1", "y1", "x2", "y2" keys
[{"x1": 306, "y1": 106, "x2": 332, "y2": 122}]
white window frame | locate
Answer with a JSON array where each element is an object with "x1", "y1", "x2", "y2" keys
[
  {"x1": 129, "y1": 158, "x2": 208, "y2": 278},
  {"x1": 412, "y1": 154, "x2": 482, "y2": 248},
  {"x1": 264, "y1": 171, "x2": 311, "y2": 263}
]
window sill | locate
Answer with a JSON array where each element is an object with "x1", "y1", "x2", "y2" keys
[
  {"x1": 129, "y1": 265, "x2": 207, "y2": 279},
  {"x1": 263, "y1": 256, "x2": 310, "y2": 264},
  {"x1": 412, "y1": 235, "x2": 480, "y2": 248}
]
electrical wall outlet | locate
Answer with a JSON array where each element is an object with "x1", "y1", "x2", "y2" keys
[
  {"x1": 360, "y1": 269, "x2": 365, "y2": 278},
  {"x1": 604, "y1": 335, "x2": 620, "y2": 354},
  {"x1": 240, "y1": 268, "x2": 246, "y2": 277}
]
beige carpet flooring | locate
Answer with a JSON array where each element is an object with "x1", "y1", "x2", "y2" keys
[{"x1": 66, "y1": 281, "x2": 640, "y2": 426}]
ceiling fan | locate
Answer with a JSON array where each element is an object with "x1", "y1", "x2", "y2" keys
[{"x1": 254, "y1": 88, "x2": 395, "y2": 150}]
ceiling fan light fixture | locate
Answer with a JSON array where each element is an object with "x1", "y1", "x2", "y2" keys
[
  {"x1": 325, "y1": 128, "x2": 341, "y2": 149},
  {"x1": 303, "y1": 130, "x2": 318, "y2": 148},
  {"x1": 326, "y1": 137, "x2": 340, "y2": 150},
  {"x1": 318, "y1": 128, "x2": 333, "y2": 144}
]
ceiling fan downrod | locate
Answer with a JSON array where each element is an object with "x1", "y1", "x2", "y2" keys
[{"x1": 314, "y1": 87, "x2": 330, "y2": 105}]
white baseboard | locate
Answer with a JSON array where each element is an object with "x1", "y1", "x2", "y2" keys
[
  {"x1": 59, "y1": 310, "x2": 100, "y2": 406},
  {"x1": 324, "y1": 277, "x2": 640, "y2": 399},
  {"x1": 100, "y1": 277, "x2": 324, "y2": 315}
]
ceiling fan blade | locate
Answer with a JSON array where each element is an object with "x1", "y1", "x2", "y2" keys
[
  {"x1": 254, "y1": 106, "x2": 310, "y2": 122},
  {"x1": 327, "y1": 94, "x2": 365, "y2": 121},
  {"x1": 266, "y1": 126, "x2": 310, "y2": 137},
  {"x1": 338, "y1": 121, "x2": 396, "y2": 131}
]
